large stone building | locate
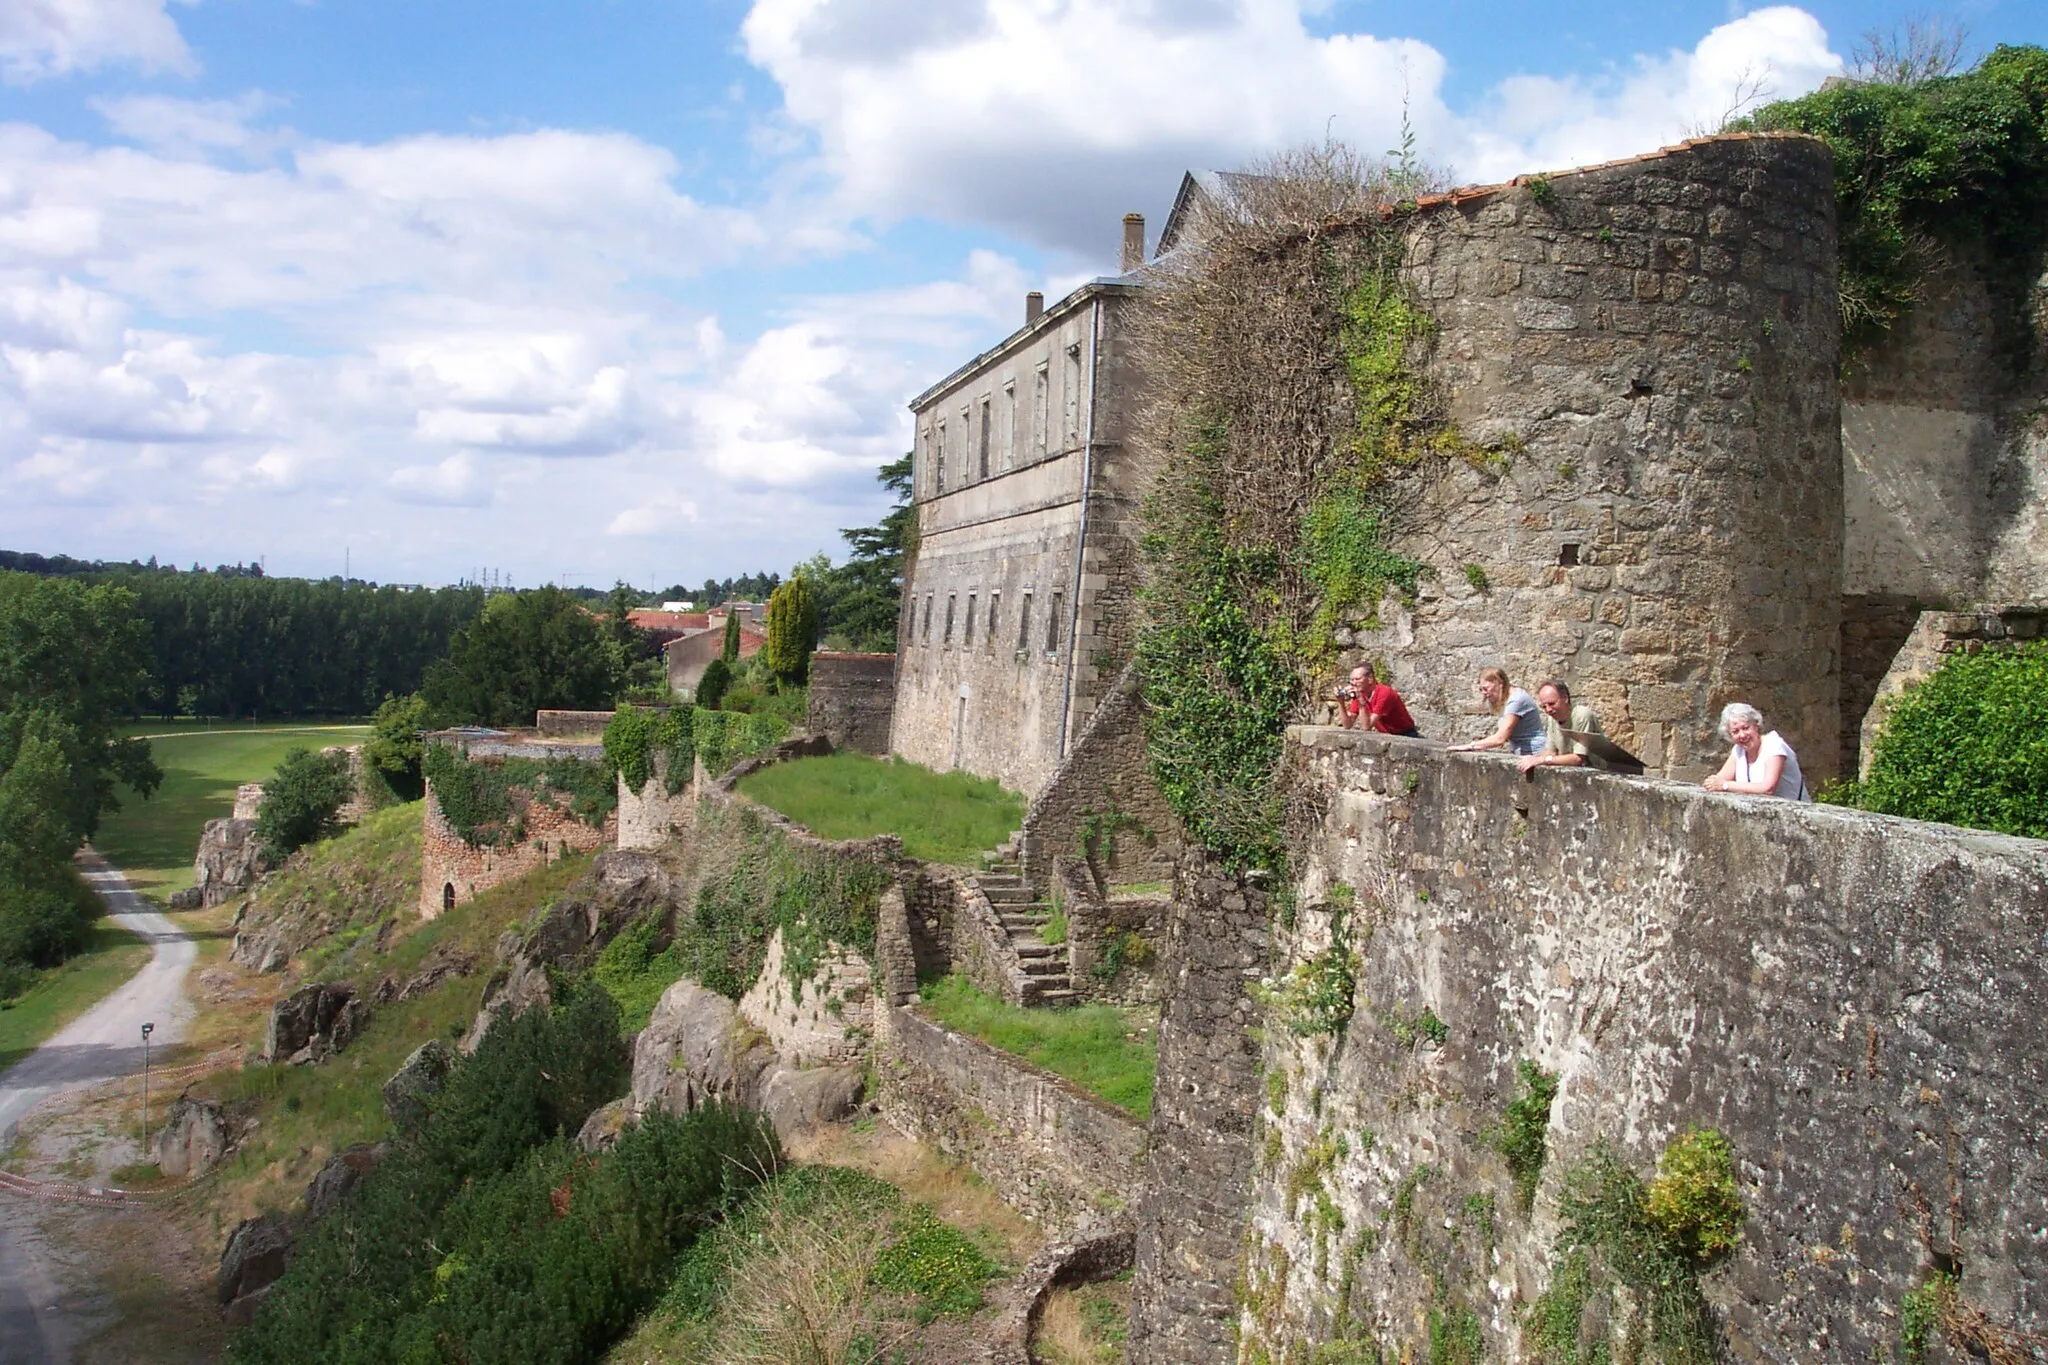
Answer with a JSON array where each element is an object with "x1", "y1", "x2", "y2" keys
[{"x1": 890, "y1": 215, "x2": 1153, "y2": 797}]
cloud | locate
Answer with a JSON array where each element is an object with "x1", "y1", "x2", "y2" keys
[
  {"x1": 607, "y1": 497, "x2": 701, "y2": 537},
  {"x1": 91, "y1": 91, "x2": 291, "y2": 161},
  {"x1": 387, "y1": 452, "x2": 492, "y2": 507},
  {"x1": 0, "y1": 0, "x2": 195, "y2": 83},
  {"x1": 743, "y1": 0, "x2": 1841, "y2": 256}
]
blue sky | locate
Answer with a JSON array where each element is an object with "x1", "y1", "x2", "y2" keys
[{"x1": 0, "y1": 0, "x2": 2041, "y2": 591}]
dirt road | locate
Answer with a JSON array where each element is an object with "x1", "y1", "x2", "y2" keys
[{"x1": 0, "y1": 852, "x2": 196, "y2": 1363}]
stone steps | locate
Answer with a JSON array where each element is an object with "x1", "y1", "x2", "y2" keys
[{"x1": 978, "y1": 833, "x2": 1076, "y2": 1005}]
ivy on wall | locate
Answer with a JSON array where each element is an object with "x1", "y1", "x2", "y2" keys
[
  {"x1": 1133, "y1": 149, "x2": 1509, "y2": 872},
  {"x1": 422, "y1": 743, "x2": 616, "y2": 849},
  {"x1": 601, "y1": 704, "x2": 788, "y2": 796},
  {"x1": 677, "y1": 799, "x2": 894, "y2": 999},
  {"x1": 1750, "y1": 45, "x2": 2048, "y2": 359}
]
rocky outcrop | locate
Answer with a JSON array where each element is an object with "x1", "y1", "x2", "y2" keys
[
  {"x1": 152, "y1": 1097, "x2": 229, "y2": 1178},
  {"x1": 382, "y1": 1041, "x2": 451, "y2": 1135},
  {"x1": 372, "y1": 945, "x2": 477, "y2": 1006},
  {"x1": 261, "y1": 982, "x2": 366, "y2": 1064},
  {"x1": 168, "y1": 886, "x2": 202, "y2": 910},
  {"x1": 302, "y1": 1143, "x2": 386, "y2": 1222},
  {"x1": 631, "y1": 978, "x2": 863, "y2": 1143},
  {"x1": 575, "y1": 1098, "x2": 632, "y2": 1154},
  {"x1": 218, "y1": 1213, "x2": 294, "y2": 1324},
  {"x1": 195, "y1": 817, "x2": 268, "y2": 908}
]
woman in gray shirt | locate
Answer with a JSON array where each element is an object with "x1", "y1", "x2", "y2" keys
[{"x1": 1447, "y1": 667, "x2": 1548, "y2": 757}]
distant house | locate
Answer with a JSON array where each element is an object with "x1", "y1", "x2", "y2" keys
[
  {"x1": 665, "y1": 621, "x2": 765, "y2": 698},
  {"x1": 626, "y1": 608, "x2": 709, "y2": 648}
]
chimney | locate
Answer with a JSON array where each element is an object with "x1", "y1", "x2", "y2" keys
[
  {"x1": 1025, "y1": 291, "x2": 1044, "y2": 325},
  {"x1": 1120, "y1": 213, "x2": 1146, "y2": 273}
]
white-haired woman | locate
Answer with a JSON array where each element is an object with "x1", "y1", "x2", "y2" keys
[{"x1": 1702, "y1": 703, "x2": 1809, "y2": 800}]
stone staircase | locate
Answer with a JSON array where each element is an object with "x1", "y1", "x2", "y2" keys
[{"x1": 978, "y1": 841, "x2": 1077, "y2": 1007}]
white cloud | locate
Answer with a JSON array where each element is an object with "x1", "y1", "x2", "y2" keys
[
  {"x1": 0, "y1": 0, "x2": 195, "y2": 83},
  {"x1": 91, "y1": 91, "x2": 290, "y2": 161},
  {"x1": 607, "y1": 497, "x2": 701, "y2": 537},
  {"x1": 743, "y1": 0, "x2": 1841, "y2": 254}
]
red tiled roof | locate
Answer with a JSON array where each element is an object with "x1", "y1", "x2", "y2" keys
[{"x1": 628, "y1": 610, "x2": 710, "y2": 632}]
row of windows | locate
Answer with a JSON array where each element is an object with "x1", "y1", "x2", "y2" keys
[
  {"x1": 924, "y1": 341, "x2": 1085, "y2": 496},
  {"x1": 907, "y1": 586, "x2": 1064, "y2": 656}
]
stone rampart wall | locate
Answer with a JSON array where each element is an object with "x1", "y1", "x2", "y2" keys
[
  {"x1": 1343, "y1": 134, "x2": 1843, "y2": 781},
  {"x1": 535, "y1": 709, "x2": 615, "y2": 738},
  {"x1": 1018, "y1": 664, "x2": 1177, "y2": 894},
  {"x1": 873, "y1": 1000, "x2": 1147, "y2": 1237},
  {"x1": 1139, "y1": 725, "x2": 2048, "y2": 1363},
  {"x1": 616, "y1": 750, "x2": 695, "y2": 851},
  {"x1": 805, "y1": 652, "x2": 897, "y2": 754},
  {"x1": 418, "y1": 781, "x2": 614, "y2": 919}
]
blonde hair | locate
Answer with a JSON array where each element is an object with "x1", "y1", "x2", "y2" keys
[{"x1": 1480, "y1": 667, "x2": 1510, "y2": 712}]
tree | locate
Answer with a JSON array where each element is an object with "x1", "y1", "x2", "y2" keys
[
  {"x1": 722, "y1": 608, "x2": 741, "y2": 664},
  {"x1": 255, "y1": 748, "x2": 353, "y2": 862},
  {"x1": 696, "y1": 657, "x2": 733, "y2": 709},
  {"x1": 763, "y1": 575, "x2": 819, "y2": 684},
  {"x1": 420, "y1": 587, "x2": 624, "y2": 727},
  {"x1": 362, "y1": 693, "x2": 430, "y2": 802},
  {"x1": 813, "y1": 453, "x2": 914, "y2": 651}
]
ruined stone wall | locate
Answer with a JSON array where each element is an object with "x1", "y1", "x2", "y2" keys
[
  {"x1": 873, "y1": 1000, "x2": 1147, "y2": 1237},
  {"x1": 1144, "y1": 724, "x2": 2048, "y2": 1364},
  {"x1": 417, "y1": 781, "x2": 614, "y2": 919},
  {"x1": 1018, "y1": 665, "x2": 1178, "y2": 894},
  {"x1": 1346, "y1": 134, "x2": 1844, "y2": 780},
  {"x1": 805, "y1": 651, "x2": 897, "y2": 754},
  {"x1": 615, "y1": 750, "x2": 694, "y2": 851}
]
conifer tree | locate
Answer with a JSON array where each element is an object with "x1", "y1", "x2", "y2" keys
[
  {"x1": 721, "y1": 607, "x2": 740, "y2": 664},
  {"x1": 763, "y1": 575, "x2": 818, "y2": 684}
]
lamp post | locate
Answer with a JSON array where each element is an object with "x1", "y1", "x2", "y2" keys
[{"x1": 140, "y1": 1021, "x2": 154, "y2": 1150}]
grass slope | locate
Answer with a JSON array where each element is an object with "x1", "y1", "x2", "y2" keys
[
  {"x1": 95, "y1": 723, "x2": 371, "y2": 901},
  {"x1": 919, "y1": 975, "x2": 1156, "y2": 1119},
  {"x1": 238, "y1": 802, "x2": 425, "y2": 982},
  {"x1": 736, "y1": 752, "x2": 1024, "y2": 866},
  {"x1": 0, "y1": 918, "x2": 151, "y2": 1073}
]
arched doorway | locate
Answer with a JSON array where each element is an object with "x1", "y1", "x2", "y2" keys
[{"x1": 442, "y1": 882, "x2": 456, "y2": 915}]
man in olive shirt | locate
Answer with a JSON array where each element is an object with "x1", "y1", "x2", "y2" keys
[{"x1": 1519, "y1": 679, "x2": 1609, "y2": 773}]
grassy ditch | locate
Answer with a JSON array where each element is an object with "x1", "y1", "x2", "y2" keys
[
  {"x1": 96, "y1": 722, "x2": 371, "y2": 901},
  {"x1": 0, "y1": 918, "x2": 151, "y2": 1073},
  {"x1": 918, "y1": 975, "x2": 1156, "y2": 1119},
  {"x1": 736, "y1": 752, "x2": 1024, "y2": 866}
]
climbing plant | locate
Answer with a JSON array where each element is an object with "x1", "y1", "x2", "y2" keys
[
  {"x1": 602, "y1": 705, "x2": 713, "y2": 795},
  {"x1": 422, "y1": 744, "x2": 616, "y2": 848},
  {"x1": 1132, "y1": 144, "x2": 1510, "y2": 872},
  {"x1": 1749, "y1": 44, "x2": 2048, "y2": 359}
]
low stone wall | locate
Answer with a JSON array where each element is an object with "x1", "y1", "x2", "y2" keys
[
  {"x1": 417, "y1": 782, "x2": 614, "y2": 919},
  {"x1": 1060, "y1": 862, "x2": 1166, "y2": 1006},
  {"x1": 873, "y1": 1001, "x2": 1147, "y2": 1237},
  {"x1": 1019, "y1": 665, "x2": 1178, "y2": 895},
  {"x1": 1859, "y1": 603, "x2": 2048, "y2": 775},
  {"x1": 1162, "y1": 725, "x2": 2048, "y2": 1364},
  {"x1": 737, "y1": 927, "x2": 873, "y2": 1067},
  {"x1": 806, "y1": 652, "x2": 897, "y2": 754},
  {"x1": 536, "y1": 709, "x2": 616, "y2": 738}
]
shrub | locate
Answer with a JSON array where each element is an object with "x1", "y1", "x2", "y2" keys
[
  {"x1": 1643, "y1": 1128, "x2": 1745, "y2": 1265},
  {"x1": 254, "y1": 747, "x2": 352, "y2": 862},
  {"x1": 765, "y1": 575, "x2": 820, "y2": 684},
  {"x1": 1495, "y1": 1060, "x2": 1560, "y2": 1211},
  {"x1": 696, "y1": 657, "x2": 733, "y2": 709},
  {"x1": 361, "y1": 692, "x2": 429, "y2": 802},
  {"x1": 1857, "y1": 643, "x2": 2048, "y2": 837}
]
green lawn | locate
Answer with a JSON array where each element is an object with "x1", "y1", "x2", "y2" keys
[
  {"x1": 94, "y1": 723, "x2": 371, "y2": 901},
  {"x1": 0, "y1": 919, "x2": 152, "y2": 1074},
  {"x1": 918, "y1": 975, "x2": 1156, "y2": 1119},
  {"x1": 736, "y1": 752, "x2": 1024, "y2": 866}
]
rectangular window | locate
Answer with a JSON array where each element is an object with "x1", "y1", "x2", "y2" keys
[
  {"x1": 1046, "y1": 591, "x2": 1063, "y2": 653},
  {"x1": 1063, "y1": 343, "x2": 1082, "y2": 447},
  {"x1": 978, "y1": 398, "x2": 991, "y2": 481},
  {"x1": 1033, "y1": 364, "x2": 1049, "y2": 457},
  {"x1": 943, "y1": 594, "x2": 956, "y2": 645},
  {"x1": 934, "y1": 421, "x2": 947, "y2": 493},
  {"x1": 987, "y1": 592, "x2": 1000, "y2": 649},
  {"x1": 1017, "y1": 590, "x2": 1033, "y2": 653},
  {"x1": 921, "y1": 593, "x2": 933, "y2": 644},
  {"x1": 1000, "y1": 383, "x2": 1016, "y2": 470},
  {"x1": 964, "y1": 593, "x2": 977, "y2": 645}
]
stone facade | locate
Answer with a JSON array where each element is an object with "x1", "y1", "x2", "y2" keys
[
  {"x1": 1131, "y1": 724, "x2": 2048, "y2": 1363},
  {"x1": 664, "y1": 623, "x2": 763, "y2": 699},
  {"x1": 1858, "y1": 604, "x2": 2048, "y2": 775},
  {"x1": 736, "y1": 927, "x2": 873, "y2": 1067},
  {"x1": 1340, "y1": 134, "x2": 1844, "y2": 781},
  {"x1": 892, "y1": 275, "x2": 1148, "y2": 798},
  {"x1": 805, "y1": 651, "x2": 897, "y2": 754}
]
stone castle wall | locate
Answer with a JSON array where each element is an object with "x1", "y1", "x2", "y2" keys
[
  {"x1": 615, "y1": 750, "x2": 696, "y2": 851},
  {"x1": 1348, "y1": 133, "x2": 1844, "y2": 780},
  {"x1": 1131, "y1": 724, "x2": 2048, "y2": 1363},
  {"x1": 805, "y1": 651, "x2": 897, "y2": 754},
  {"x1": 418, "y1": 777, "x2": 615, "y2": 919},
  {"x1": 1018, "y1": 665, "x2": 1177, "y2": 893}
]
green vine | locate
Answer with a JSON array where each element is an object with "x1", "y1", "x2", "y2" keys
[
  {"x1": 602, "y1": 704, "x2": 786, "y2": 795},
  {"x1": 422, "y1": 744, "x2": 616, "y2": 849},
  {"x1": 1750, "y1": 45, "x2": 2048, "y2": 360}
]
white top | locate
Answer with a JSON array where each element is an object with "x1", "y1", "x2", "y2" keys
[{"x1": 1733, "y1": 730, "x2": 1808, "y2": 801}]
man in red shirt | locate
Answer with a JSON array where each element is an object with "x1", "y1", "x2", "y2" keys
[{"x1": 1339, "y1": 663, "x2": 1419, "y2": 737}]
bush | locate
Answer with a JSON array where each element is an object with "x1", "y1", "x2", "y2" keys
[
  {"x1": 361, "y1": 692, "x2": 429, "y2": 803},
  {"x1": 254, "y1": 747, "x2": 352, "y2": 862},
  {"x1": 1858, "y1": 643, "x2": 2048, "y2": 837},
  {"x1": 1643, "y1": 1128, "x2": 1745, "y2": 1265},
  {"x1": 696, "y1": 657, "x2": 733, "y2": 709}
]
